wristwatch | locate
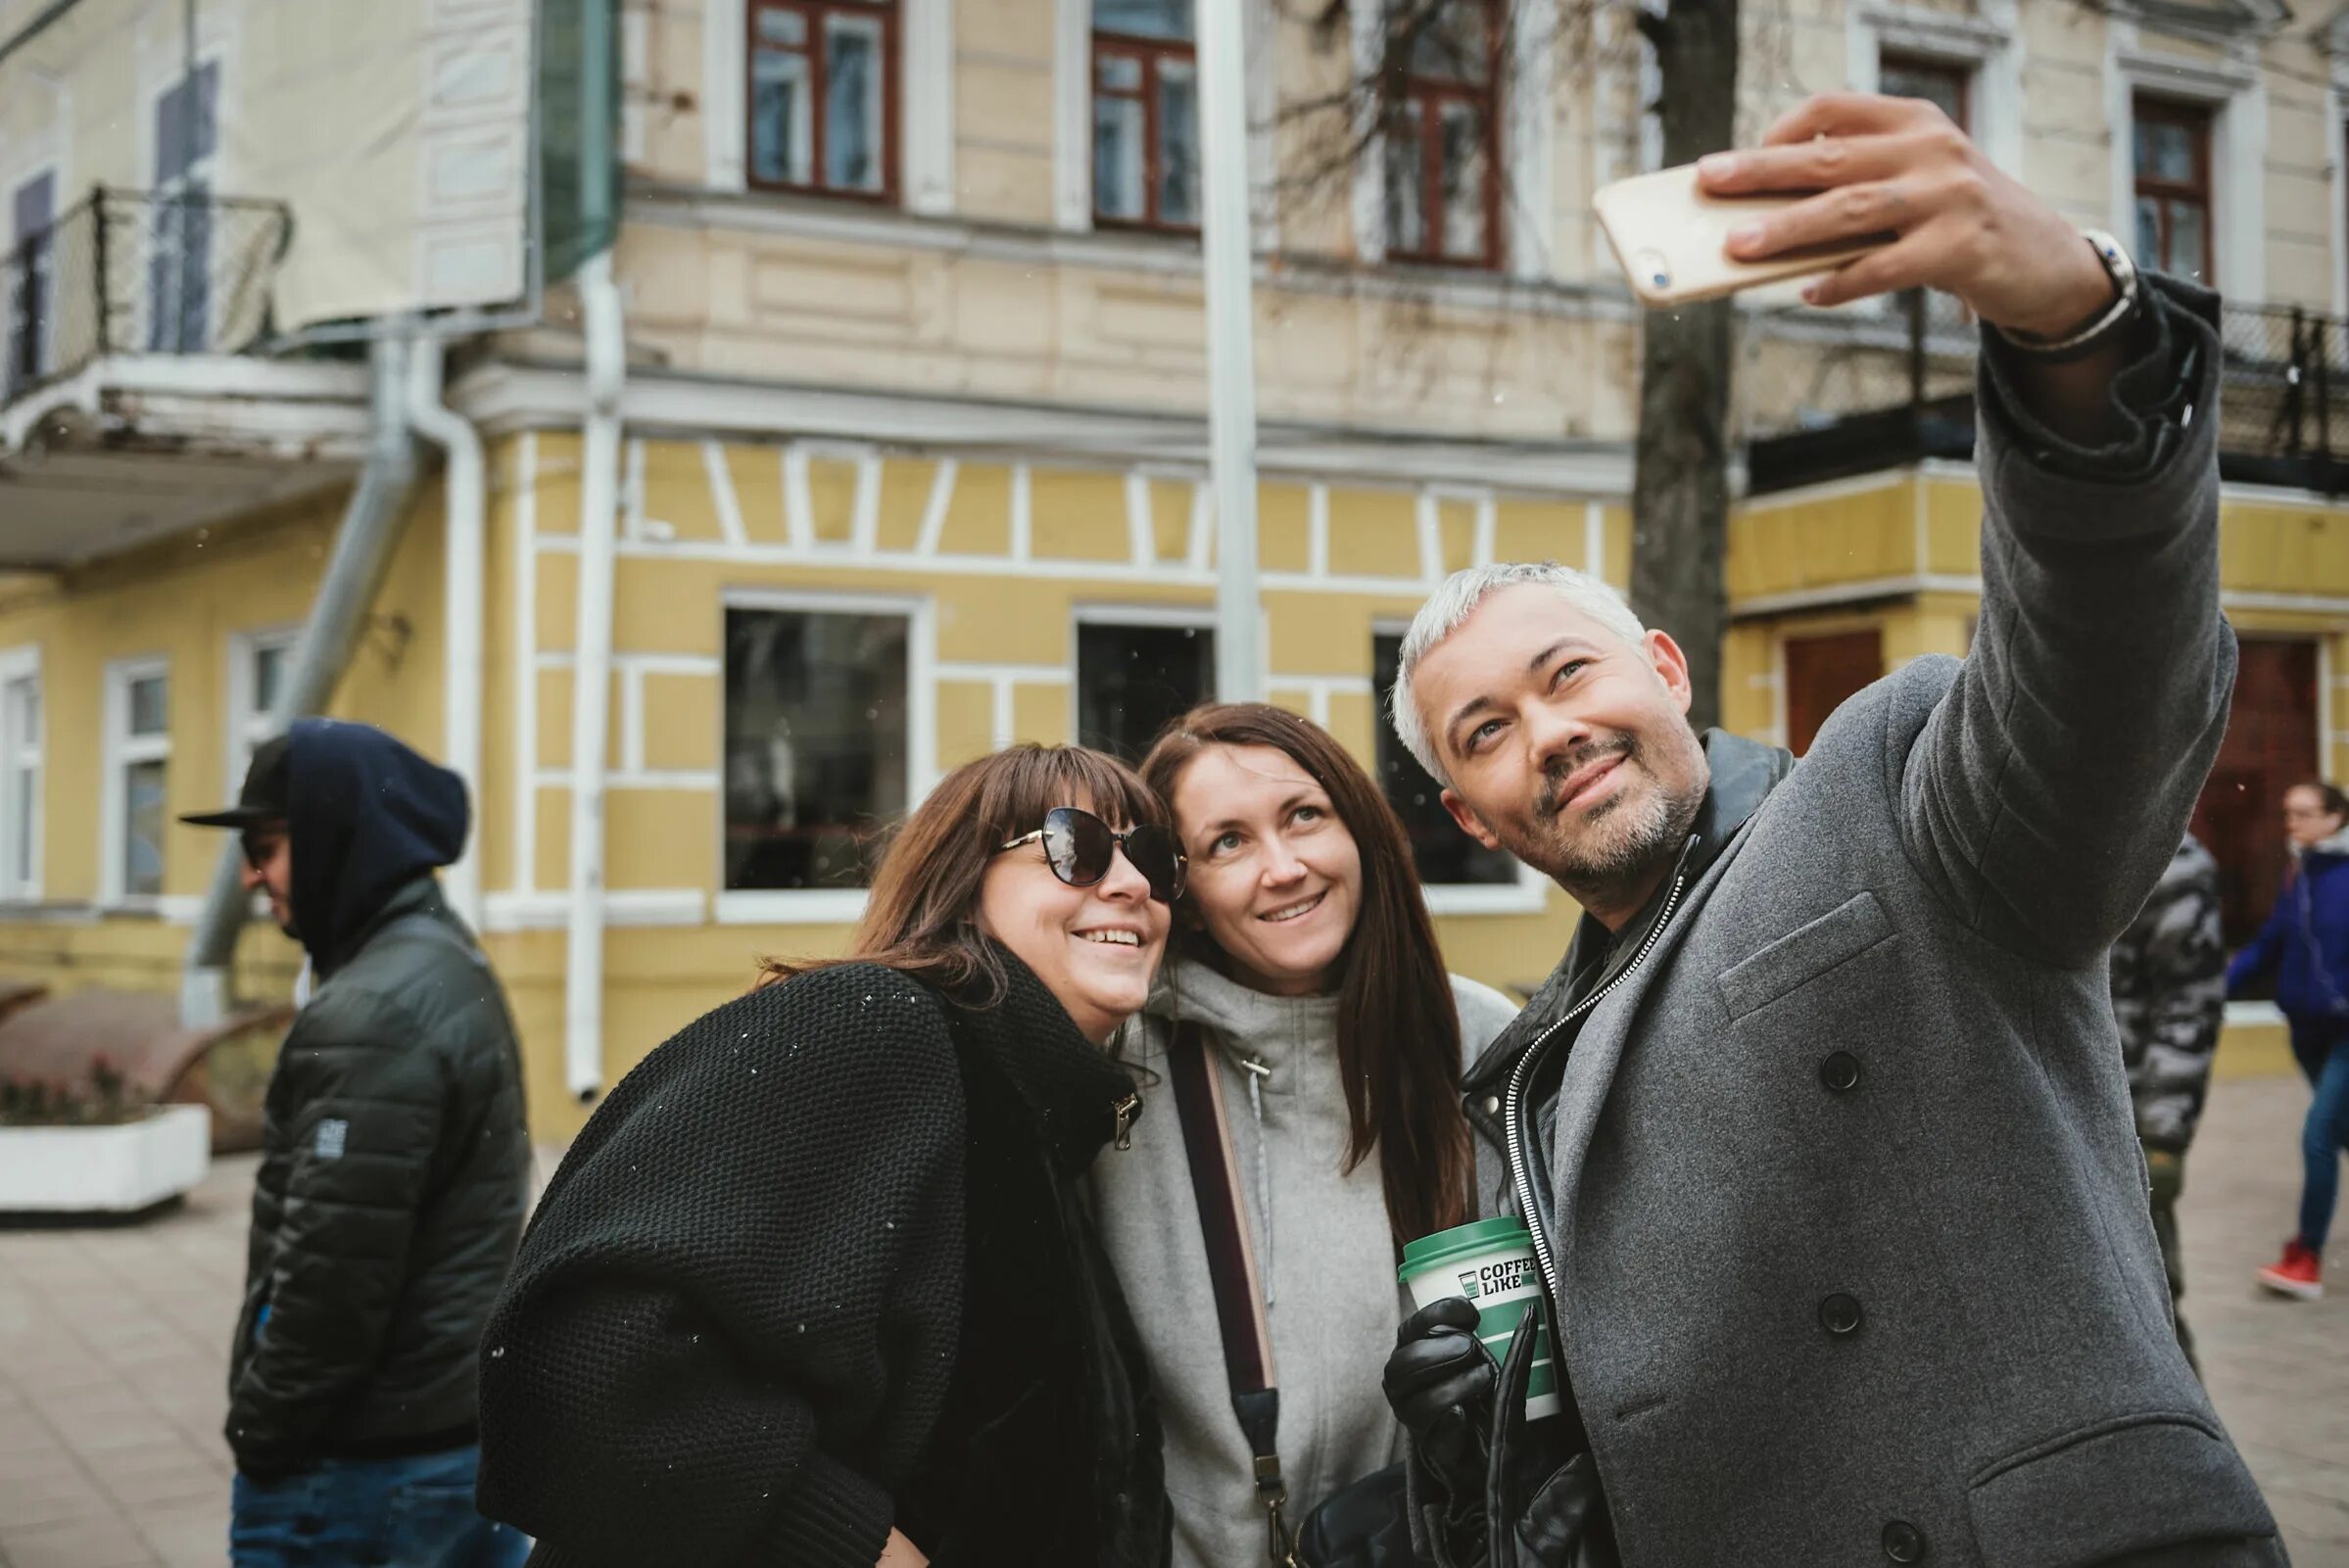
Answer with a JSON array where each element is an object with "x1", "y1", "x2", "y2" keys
[{"x1": 1993, "y1": 229, "x2": 2141, "y2": 359}]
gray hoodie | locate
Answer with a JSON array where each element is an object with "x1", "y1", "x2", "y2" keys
[{"x1": 1091, "y1": 955, "x2": 1519, "y2": 1568}]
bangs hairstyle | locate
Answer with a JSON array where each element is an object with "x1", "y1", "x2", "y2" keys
[
  {"x1": 759, "y1": 743, "x2": 1167, "y2": 1002},
  {"x1": 1141, "y1": 703, "x2": 1474, "y2": 1250}
]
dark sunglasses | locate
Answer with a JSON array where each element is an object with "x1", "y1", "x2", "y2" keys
[{"x1": 994, "y1": 806, "x2": 1187, "y2": 904}]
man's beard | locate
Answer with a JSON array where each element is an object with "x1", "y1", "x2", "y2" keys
[{"x1": 1500, "y1": 730, "x2": 1706, "y2": 914}]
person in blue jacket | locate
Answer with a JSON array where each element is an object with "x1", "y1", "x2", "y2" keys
[{"x1": 2228, "y1": 780, "x2": 2349, "y2": 1300}]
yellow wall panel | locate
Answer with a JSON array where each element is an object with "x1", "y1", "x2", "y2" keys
[
  {"x1": 1322, "y1": 689, "x2": 1379, "y2": 765},
  {"x1": 1602, "y1": 506, "x2": 1633, "y2": 590},
  {"x1": 1925, "y1": 481, "x2": 1981, "y2": 578},
  {"x1": 1266, "y1": 590, "x2": 1425, "y2": 676},
  {"x1": 937, "y1": 583, "x2": 1067, "y2": 665},
  {"x1": 1259, "y1": 483, "x2": 1313, "y2": 574},
  {"x1": 721, "y1": 444, "x2": 790, "y2": 546},
  {"x1": 878, "y1": 458, "x2": 942, "y2": 553},
  {"x1": 641, "y1": 673, "x2": 720, "y2": 771},
  {"x1": 1150, "y1": 479, "x2": 1196, "y2": 563},
  {"x1": 1493, "y1": 499, "x2": 1579, "y2": 568},
  {"x1": 614, "y1": 559, "x2": 724, "y2": 655},
  {"x1": 607, "y1": 787, "x2": 719, "y2": 890},
  {"x1": 805, "y1": 457, "x2": 860, "y2": 545},
  {"x1": 534, "y1": 670, "x2": 625, "y2": 774},
  {"x1": 638, "y1": 440, "x2": 727, "y2": 544},
  {"x1": 1328, "y1": 487, "x2": 1418, "y2": 579},
  {"x1": 939, "y1": 464, "x2": 1014, "y2": 556},
  {"x1": 1438, "y1": 499, "x2": 1478, "y2": 576},
  {"x1": 1012, "y1": 681, "x2": 1072, "y2": 744},
  {"x1": 535, "y1": 553, "x2": 579, "y2": 652},
  {"x1": 1029, "y1": 468, "x2": 1131, "y2": 563},
  {"x1": 937, "y1": 679, "x2": 997, "y2": 768}
]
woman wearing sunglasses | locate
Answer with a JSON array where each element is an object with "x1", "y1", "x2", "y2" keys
[
  {"x1": 1097, "y1": 703, "x2": 1518, "y2": 1568},
  {"x1": 476, "y1": 744, "x2": 1186, "y2": 1568}
]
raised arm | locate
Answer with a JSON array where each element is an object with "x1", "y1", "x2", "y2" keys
[
  {"x1": 476, "y1": 971, "x2": 966, "y2": 1568},
  {"x1": 1703, "y1": 95, "x2": 2229, "y2": 964}
]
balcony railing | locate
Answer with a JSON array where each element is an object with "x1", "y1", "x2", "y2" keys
[
  {"x1": 3, "y1": 186, "x2": 293, "y2": 403},
  {"x1": 1742, "y1": 288, "x2": 2349, "y2": 492}
]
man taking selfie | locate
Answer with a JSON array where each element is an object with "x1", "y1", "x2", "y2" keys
[{"x1": 1382, "y1": 94, "x2": 2280, "y2": 1567}]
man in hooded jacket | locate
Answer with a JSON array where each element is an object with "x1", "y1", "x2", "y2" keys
[{"x1": 182, "y1": 718, "x2": 531, "y2": 1568}]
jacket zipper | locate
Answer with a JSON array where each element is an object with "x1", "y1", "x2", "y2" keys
[
  {"x1": 1113, "y1": 1092, "x2": 1141, "y2": 1151},
  {"x1": 1503, "y1": 836, "x2": 1699, "y2": 1317}
]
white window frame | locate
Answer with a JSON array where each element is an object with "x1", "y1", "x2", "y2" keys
[
  {"x1": 1349, "y1": 0, "x2": 1550, "y2": 274},
  {"x1": 141, "y1": 50, "x2": 226, "y2": 354},
  {"x1": 1370, "y1": 619, "x2": 1546, "y2": 916},
  {"x1": 8, "y1": 166, "x2": 62, "y2": 390},
  {"x1": 713, "y1": 589, "x2": 935, "y2": 926},
  {"x1": 0, "y1": 644, "x2": 41, "y2": 901},
  {"x1": 705, "y1": 0, "x2": 955, "y2": 215},
  {"x1": 2325, "y1": 18, "x2": 2349, "y2": 317},
  {"x1": 100, "y1": 656, "x2": 172, "y2": 908},
  {"x1": 2108, "y1": 31, "x2": 2264, "y2": 303},
  {"x1": 224, "y1": 625, "x2": 299, "y2": 795}
]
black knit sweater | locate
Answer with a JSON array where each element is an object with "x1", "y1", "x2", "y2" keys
[{"x1": 475, "y1": 956, "x2": 1169, "y2": 1568}]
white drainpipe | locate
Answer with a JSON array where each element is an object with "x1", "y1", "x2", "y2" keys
[
  {"x1": 406, "y1": 336, "x2": 486, "y2": 933},
  {"x1": 565, "y1": 249, "x2": 626, "y2": 1103}
]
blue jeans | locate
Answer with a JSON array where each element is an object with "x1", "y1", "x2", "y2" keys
[
  {"x1": 2289, "y1": 1025, "x2": 2349, "y2": 1255},
  {"x1": 230, "y1": 1445, "x2": 529, "y2": 1568}
]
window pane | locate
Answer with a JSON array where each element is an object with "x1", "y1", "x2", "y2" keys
[
  {"x1": 8, "y1": 761, "x2": 30, "y2": 888},
  {"x1": 2167, "y1": 199, "x2": 2207, "y2": 281},
  {"x1": 253, "y1": 643, "x2": 287, "y2": 716},
  {"x1": 751, "y1": 44, "x2": 813, "y2": 184},
  {"x1": 1877, "y1": 58, "x2": 1966, "y2": 129},
  {"x1": 724, "y1": 607, "x2": 908, "y2": 892},
  {"x1": 1384, "y1": 108, "x2": 1426, "y2": 255},
  {"x1": 1097, "y1": 53, "x2": 1143, "y2": 92},
  {"x1": 128, "y1": 674, "x2": 168, "y2": 736},
  {"x1": 1158, "y1": 59, "x2": 1200, "y2": 225},
  {"x1": 124, "y1": 758, "x2": 167, "y2": 896},
  {"x1": 1397, "y1": 0, "x2": 1492, "y2": 83},
  {"x1": 1077, "y1": 622, "x2": 1215, "y2": 766},
  {"x1": 1095, "y1": 0, "x2": 1192, "y2": 40},
  {"x1": 2134, "y1": 196, "x2": 2162, "y2": 272},
  {"x1": 1372, "y1": 635, "x2": 1516, "y2": 886},
  {"x1": 1094, "y1": 93, "x2": 1147, "y2": 219},
  {"x1": 2134, "y1": 116, "x2": 2196, "y2": 183},
  {"x1": 756, "y1": 7, "x2": 809, "y2": 45},
  {"x1": 825, "y1": 17, "x2": 885, "y2": 192},
  {"x1": 7, "y1": 676, "x2": 34, "y2": 750},
  {"x1": 1437, "y1": 99, "x2": 1488, "y2": 261}
]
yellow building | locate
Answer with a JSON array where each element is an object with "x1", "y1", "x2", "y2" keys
[{"x1": 2, "y1": 0, "x2": 2343, "y2": 1135}]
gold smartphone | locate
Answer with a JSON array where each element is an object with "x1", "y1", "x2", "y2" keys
[{"x1": 1594, "y1": 164, "x2": 1891, "y2": 308}]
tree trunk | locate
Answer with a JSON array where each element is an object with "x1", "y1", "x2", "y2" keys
[{"x1": 1628, "y1": 0, "x2": 1740, "y2": 732}]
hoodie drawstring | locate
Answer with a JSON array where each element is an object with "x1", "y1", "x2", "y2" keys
[{"x1": 1236, "y1": 1054, "x2": 1274, "y2": 1307}]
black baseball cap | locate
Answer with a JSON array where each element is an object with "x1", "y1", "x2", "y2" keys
[{"x1": 181, "y1": 734, "x2": 291, "y2": 830}]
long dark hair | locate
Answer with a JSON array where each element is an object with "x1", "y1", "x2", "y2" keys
[
  {"x1": 760, "y1": 744, "x2": 1167, "y2": 1003},
  {"x1": 1141, "y1": 703, "x2": 1473, "y2": 1248}
]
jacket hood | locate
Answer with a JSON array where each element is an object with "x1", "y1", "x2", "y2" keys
[
  {"x1": 2303, "y1": 827, "x2": 2349, "y2": 860},
  {"x1": 1141, "y1": 953, "x2": 1338, "y2": 1078},
  {"x1": 288, "y1": 718, "x2": 468, "y2": 971}
]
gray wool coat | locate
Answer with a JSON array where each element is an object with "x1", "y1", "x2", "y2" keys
[{"x1": 1461, "y1": 276, "x2": 2279, "y2": 1567}]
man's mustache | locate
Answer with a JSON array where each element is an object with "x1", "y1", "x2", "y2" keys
[{"x1": 1537, "y1": 736, "x2": 1637, "y2": 817}]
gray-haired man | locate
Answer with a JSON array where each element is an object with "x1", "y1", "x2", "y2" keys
[{"x1": 1379, "y1": 94, "x2": 2280, "y2": 1568}]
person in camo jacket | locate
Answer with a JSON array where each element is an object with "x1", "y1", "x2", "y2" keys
[{"x1": 2109, "y1": 832, "x2": 2227, "y2": 1374}]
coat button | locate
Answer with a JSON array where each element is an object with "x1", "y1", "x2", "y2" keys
[
  {"x1": 1483, "y1": 1095, "x2": 1502, "y2": 1116},
  {"x1": 1883, "y1": 1520, "x2": 1926, "y2": 1562},
  {"x1": 1819, "y1": 1293, "x2": 1863, "y2": 1335},
  {"x1": 1819, "y1": 1052, "x2": 1861, "y2": 1092}
]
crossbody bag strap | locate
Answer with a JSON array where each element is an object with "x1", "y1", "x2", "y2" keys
[{"x1": 1166, "y1": 1020, "x2": 1294, "y2": 1567}]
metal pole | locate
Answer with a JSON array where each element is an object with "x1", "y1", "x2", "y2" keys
[{"x1": 1197, "y1": 0, "x2": 1262, "y2": 702}]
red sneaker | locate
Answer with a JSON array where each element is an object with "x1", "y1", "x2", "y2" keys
[{"x1": 2258, "y1": 1240, "x2": 2324, "y2": 1300}]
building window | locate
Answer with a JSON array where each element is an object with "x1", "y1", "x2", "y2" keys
[
  {"x1": 747, "y1": 1, "x2": 897, "y2": 201},
  {"x1": 1380, "y1": 0, "x2": 1502, "y2": 267},
  {"x1": 7, "y1": 172, "x2": 56, "y2": 398},
  {"x1": 2190, "y1": 638, "x2": 2320, "y2": 952},
  {"x1": 151, "y1": 60, "x2": 219, "y2": 353},
  {"x1": 0, "y1": 652, "x2": 38, "y2": 900},
  {"x1": 723, "y1": 603, "x2": 911, "y2": 892},
  {"x1": 1092, "y1": 0, "x2": 1199, "y2": 230},
  {"x1": 1372, "y1": 632, "x2": 1517, "y2": 888},
  {"x1": 227, "y1": 629, "x2": 296, "y2": 788},
  {"x1": 1077, "y1": 614, "x2": 1215, "y2": 765},
  {"x1": 1784, "y1": 630, "x2": 1882, "y2": 757},
  {"x1": 2133, "y1": 97, "x2": 2213, "y2": 285},
  {"x1": 1877, "y1": 52, "x2": 1969, "y2": 130},
  {"x1": 104, "y1": 660, "x2": 170, "y2": 901}
]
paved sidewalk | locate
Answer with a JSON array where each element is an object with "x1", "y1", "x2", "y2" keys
[{"x1": 2, "y1": 1086, "x2": 2344, "y2": 1566}]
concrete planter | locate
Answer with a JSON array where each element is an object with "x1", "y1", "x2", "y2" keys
[{"x1": 0, "y1": 1104, "x2": 212, "y2": 1213}]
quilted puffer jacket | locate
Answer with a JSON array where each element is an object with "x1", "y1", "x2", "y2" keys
[{"x1": 226, "y1": 719, "x2": 530, "y2": 1479}]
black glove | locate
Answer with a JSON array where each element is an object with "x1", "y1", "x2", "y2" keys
[{"x1": 1384, "y1": 1296, "x2": 1498, "y2": 1563}]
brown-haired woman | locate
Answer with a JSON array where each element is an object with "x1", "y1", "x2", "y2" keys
[
  {"x1": 476, "y1": 745, "x2": 1183, "y2": 1568},
  {"x1": 1098, "y1": 702, "x2": 1517, "y2": 1568}
]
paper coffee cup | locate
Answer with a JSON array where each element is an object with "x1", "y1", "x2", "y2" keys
[{"x1": 1398, "y1": 1215, "x2": 1561, "y2": 1421}]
